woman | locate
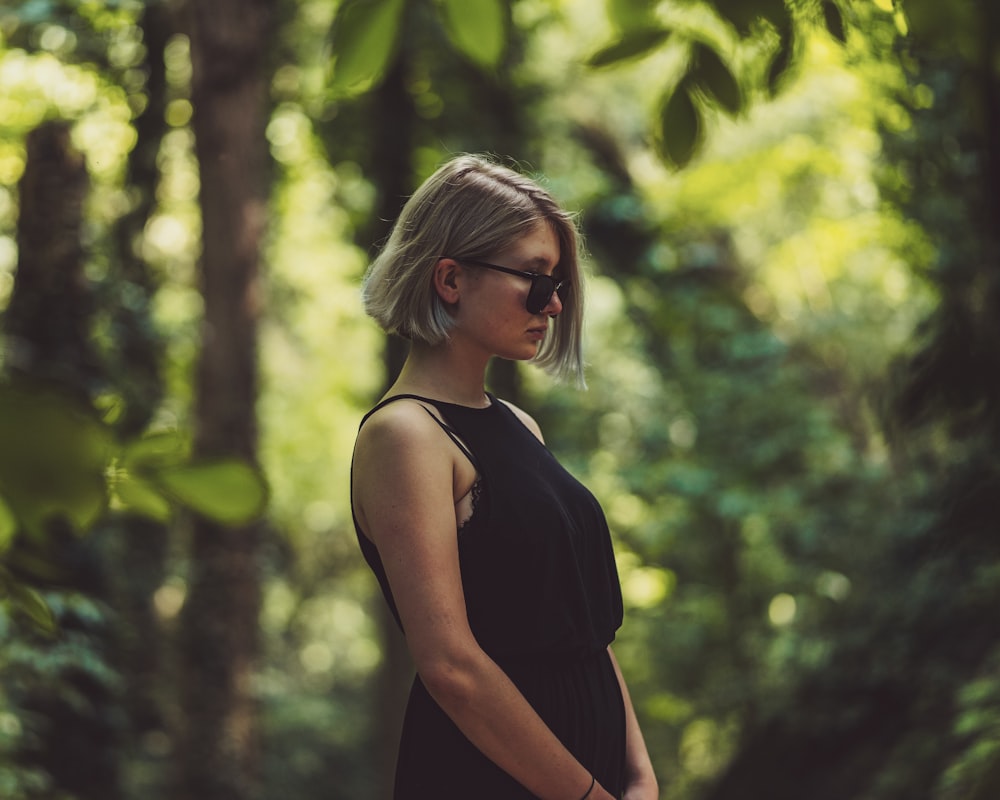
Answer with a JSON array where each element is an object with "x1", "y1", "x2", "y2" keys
[{"x1": 351, "y1": 154, "x2": 658, "y2": 800}]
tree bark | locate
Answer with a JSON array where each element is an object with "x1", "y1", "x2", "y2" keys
[
  {"x1": 4, "y1": 122, "x2": 98, "y2": 395},
  {"x1": 175, "y1": 2, "x2": 274, "y2": 799},
  {"x1": 3, "y1": 122, "x2": 122, "y2": 800}
]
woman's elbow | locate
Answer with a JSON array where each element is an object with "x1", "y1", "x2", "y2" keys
[{"x1": 415, "y1": 649, "x2": 481, "y2": 709}]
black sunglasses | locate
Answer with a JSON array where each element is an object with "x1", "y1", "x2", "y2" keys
[{"x1": 451, "y1": 258, "x2": 570, "y2": 315}]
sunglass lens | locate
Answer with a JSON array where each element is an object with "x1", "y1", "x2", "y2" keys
[{"x1": 526, "y1": 278, "x2": 554, "y2": 314}]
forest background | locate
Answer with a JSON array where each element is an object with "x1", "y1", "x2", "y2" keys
[{"x1": 0, "y1": 0, "x2": 998, "y2": 799}]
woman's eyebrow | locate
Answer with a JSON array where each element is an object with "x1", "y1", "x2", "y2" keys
[{"x1": 519, "y1": 255, "x2": 558, "y2": 272}]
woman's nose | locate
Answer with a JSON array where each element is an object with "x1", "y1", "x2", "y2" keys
[{"x1": 543, "y1": 289, "x2": 563, "y2": 317}]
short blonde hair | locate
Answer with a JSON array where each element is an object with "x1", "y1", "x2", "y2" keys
[{"x1": 362, "y1": 154, "x2": 585, "y2": 384}]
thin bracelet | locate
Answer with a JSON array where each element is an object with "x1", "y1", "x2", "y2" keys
[{"x1": 579, "y1": 773, "x2": 595, "y2": 800}]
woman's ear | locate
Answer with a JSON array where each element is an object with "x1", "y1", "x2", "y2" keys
[{"x1": 433, "y1": 258, "x2": 461, "y2": 306}]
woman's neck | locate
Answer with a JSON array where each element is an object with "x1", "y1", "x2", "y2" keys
[{"x1": 388, "y1": 342, "x2": 491, "y2": 408}]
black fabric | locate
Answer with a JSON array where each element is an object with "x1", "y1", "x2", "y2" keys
[{"x1": 352, "y1": 394, "x2": 626, "y2": 798}]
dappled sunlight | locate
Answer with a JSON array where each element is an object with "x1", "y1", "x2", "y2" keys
[
  {"x1": 257, "y1": 117, "x2": 380, "y2": 544},
  {"x1": 767, "y1": 593, "x2": 797, "y2": 626}
]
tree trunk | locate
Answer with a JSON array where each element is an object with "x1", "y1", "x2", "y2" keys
[
  {"x1": 175, "y1": 2, "x2": 274, "y2": 799},
  {"x1": 4, "y1": 122, "x2": 99, "y2": 395},
  {"x1": 3, "y1": 122, "x2": 122, "y2": 800}
]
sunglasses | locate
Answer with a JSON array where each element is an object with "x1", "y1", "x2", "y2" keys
[{"x1": 453, "y1": 258, "x2": 570, "y2": 315}]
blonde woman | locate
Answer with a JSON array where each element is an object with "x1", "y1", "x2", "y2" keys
[{"x1": 351, "y1": 155, "x2": 657, "y2": 800}]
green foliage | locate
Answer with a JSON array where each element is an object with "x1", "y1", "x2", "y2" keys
[
  {"x1": 0, "y1": 385, "x2": 111, "y2": 540},
  {"x1": 690, "y1": 42, "x2": 741, "y2": 114},
  {"x1": 587, "y1": 27, "x2": 673, "y2": 68},
  {"x1": 586, "y1": 0, "x2": 868, "y2": 167},
  {"x1": 112, "y1": 431, "x2": 269, "y2": 526},
  {"x1": 0, "y1": 380, "x2": 269, "y2": 539},
  {"x1": 0, "y1": 592, "x2": 121, "y2": 799},
  {"x1": 151, "y1": 461, "x2": 268, "y2": 526},
  {"x1": 328, "y1": 0, "x2": 509, "y2": 97},
  {"x1": 0, "y1": 570, "x2": 54, "y2": 635},
  {"x1": 606, "y1": 0, "x2": 662, "y2": 32},
  {"x1": 436, "y1": 0, "x2": 508, "y2": 69},
  {"x1": 0, "y1": 379, "x2": 268, "y2": 636},
  {"x1": 821, "y1": 0, "x2": 846, "y2": 43},
  {"x1": 328, "y1": 0, "x2": 406, "y2": 95},
  {"x1": 657, "y1": 77, "x2": 702, "y2": 167}
]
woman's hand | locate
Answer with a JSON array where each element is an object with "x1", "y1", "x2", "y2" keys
[{"x1": 589, "y1": 783, "x2": 620, "y2": 800}]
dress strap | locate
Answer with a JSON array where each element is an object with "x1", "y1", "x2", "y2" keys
[{"x1": 358, "y1": 394, "x2": 481, "y2": 471}]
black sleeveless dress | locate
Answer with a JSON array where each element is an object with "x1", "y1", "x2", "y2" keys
[{"x1": 352, "y1": 394, "x2": 626, "y2": 799}]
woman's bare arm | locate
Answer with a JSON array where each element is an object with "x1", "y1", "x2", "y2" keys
[
  {"x1": 608, "y1": 647, "x2": 658, "y2": 799},
  {"x1": 353, "y1": 401, "x2": 615, "y2": 800}
]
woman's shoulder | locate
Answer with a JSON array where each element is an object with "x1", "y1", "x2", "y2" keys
[{"x1": 356, "y1": 396, "x2": 451, "y2": 453}]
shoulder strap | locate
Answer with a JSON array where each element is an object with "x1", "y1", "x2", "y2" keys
[
  {"x1": 358, "y1": 393, "x2": 434, "y2": 427},
  {"x1": 358, "y1": 394, "x2": 480, "y2": 471}
]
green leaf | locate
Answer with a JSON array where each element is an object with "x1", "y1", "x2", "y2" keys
[
  {"x1": 112, "y1": 473, "x2": 172, "y2": 522},
  {"x1": 587, "y1": 27, "x2": 671, "y2": 68},
  {"x1": 13, "y1": 584, "x2": 56, "y2": 635},
  {"x1": 329, "y1": 0, "x2": 406, "y2": 95},
  {"x1": 153, "y1": 460, "x2": 268, "y2": 526},
  {"x1": 0, "y1": 495, "x2": 16, "y2": 553},
  {"x1": 690, "y1": 43, "x2": 742, "y2": 115},
  {"x1": 607, "y1": 0, "x2": 658, "y2": 31},
  {"x1": 657, "y1": 80, "x2": 702, "y2": 168},
  {"x1": 0, "y1": 385, "x2": 111, "y2": 538},
  {"x1": 821, "y1": 0, "x2": 846, "y2": 43},
  {"x1": 1, "y1": 575, "x2": 57, "y2": 636},
  {"x1": 122, "y1": 430, "x2": 189, "y2": 470},
  {"x1": 438, "y1": 0, "x2": 506, "y2": 69}
]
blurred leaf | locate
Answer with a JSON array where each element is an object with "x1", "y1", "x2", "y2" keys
[
  {"x1": 893, "y1": 8, "x2": 909, "y2": 37},
  {"x1": 821, "y1": 0, "x2": 846, "y2": 43},
  {"x1": 0, "y1": 569, "x2": 56, "y2": 636},
  {"x1": 0, "y1": 495, "x2": 16, "y2": 553},
  {"x1": 607, "y1": 0, "x2": 659, "y2": 31},
  {"x1": 587, "y1": 27, "x2": 671, "y2": 68},
  {"x1": 691, "y1": 42, "x2": 742, "y2": 115},
  {"x1": 122, "y1": 429, "x2": 189, "y2": 470},
  {"x1": 329, "y1": 0, "x2": 406, "y2": 95},
  {"x1": 154, "y1": 460, "x2": 268, "y2": 526},
  {"x1": 94, "y1": 392, "x2": 124, "y2": 425},
  {"x1": 0, "y1": 385, "x2": 111, "y2": 538},
  {"x1": 438, "y1": 0, "x2": 506, "y2": 69},
  {"x1": 10, "y1": 583, "x2": 56, "y2": 635},
  {"x1": 112, "y1": 472, "x2": 172, "y2": 521},
  {"x1": 657, "y1": 80, "x2": 702, "y2": 168}
]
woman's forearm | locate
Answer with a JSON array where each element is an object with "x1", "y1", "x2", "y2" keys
[
  {"x1": 608, "y1": 646, "x2": 658, "y2": 794},
  {"x1": 420, "y1": 648, "x2": 617, "y2": 800}
]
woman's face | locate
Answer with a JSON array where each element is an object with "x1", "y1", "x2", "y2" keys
[{"x1": 452, "y1": 222, "x2": 564, "y2": 362}]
